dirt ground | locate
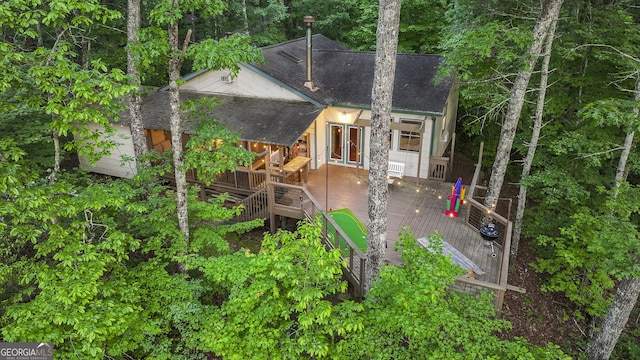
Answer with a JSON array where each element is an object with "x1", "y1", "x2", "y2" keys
[{"x1": 499, "y1": 239, "x2": 586, "y2": 354}]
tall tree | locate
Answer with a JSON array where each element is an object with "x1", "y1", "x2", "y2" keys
[
  {"x1": 127, "y1": 0, "x2": 148, "y2": 164},
  {"x1": 148, "y1": 0, "x2": 261, "y2": 272},
  {"x1": 0, "y1": 0, "x2": 135, "y2": 184},
  {"x1": 365, "y1": 0, "x2": 402, "y2": 291},
  {"x1": 484, "y1": 0, "x2": 564, "y2": 209},
  {"x1": 586, "y1": 74, "x2": 640, "y2": 360},
  {"x1": 167, "y1": 0, "x2": 192, "y2": 273},
  {"x1": 511, "y1": 15, "x2": 559, "y2": 260}
]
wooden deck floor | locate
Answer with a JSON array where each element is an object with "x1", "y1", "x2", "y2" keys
[{"x1": 305, "y1": 165, "x2": 502, "y2": 285}]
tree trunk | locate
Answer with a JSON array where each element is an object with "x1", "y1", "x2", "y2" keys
[
  {"x1": 587, "y1": 276, "x2": 640, "y2": 360},
  {"x1": 127, "y1": 0, "x2": 148, "y2": 165},
  {"x1": 613, "y1": 74, "x2": 638, "y2": 188},
  {"x1": 365, "y1": 0, "x2": 401, "y2": 292},
  {"x1": 511, "y1": 16, "x2": 558, "y2": 261},
  {"x1": 49, "y1": 127, "x2": 60, "y2": 185},
  {"x1": 586, "y1": 74, "x2": 640, "y2": 360},
  {"x1": 484, "y1": 0, "x2": 564, "y2": 209},
  {"x1": 241, "y1": 0, "x2": 249, "y2": 34},
  {"x1": 168, "y1": 0, "x2": 190, "y2": 273}
]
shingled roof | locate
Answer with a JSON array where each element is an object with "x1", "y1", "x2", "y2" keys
[
  {"x1": 128, "y1": 91, "x2": 321, "y2": 147},
  {"x1": 254, "y1": 34, "x2": 454, "y2": 114}
]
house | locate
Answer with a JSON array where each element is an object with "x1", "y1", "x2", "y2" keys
[{"x1": 79, "y1": 20, "x2": 458, "y2": 187}]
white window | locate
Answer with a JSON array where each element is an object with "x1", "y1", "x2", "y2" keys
[{"x1": 398, "y1": 119, "x2": 422, "y2": 152}]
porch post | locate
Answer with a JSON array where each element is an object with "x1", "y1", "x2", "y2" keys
[
  {"x1": 450, "y1": 132, "x2": 456, "y2": 171},
  {"x1": 266, "y1": 152, "x2": 276, "y2": 234},
  {"x1": 355, "y1": 125, "x2": 361, "y2": 176},
  {"x1": 415, "y1": 118, "x2": 427, "y2": 186},
  {"x1": 278, "y1": 145, "x2": 285, "y2": 183}
]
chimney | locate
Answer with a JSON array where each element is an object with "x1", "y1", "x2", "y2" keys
[{"x1": 303, "y1": 16, "x2": 317, "y2": 91}]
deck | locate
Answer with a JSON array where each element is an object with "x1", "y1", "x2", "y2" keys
[{"x1": 304, "y1": 165, "x2": 502, "y2": 286}]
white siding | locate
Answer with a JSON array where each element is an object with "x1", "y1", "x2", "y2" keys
[
  {"x1": 389, "y1": 113, "x2": 432, "y2": 179},
  {"x1": 77, "y1": 124, "x2": 137, "y2": 178},
  {"x1": 180, "y1": 65, "x2": 306, "y2": 101},
  {"x1": 315, "y1": 107, "x2": 435, "y2": 179}
]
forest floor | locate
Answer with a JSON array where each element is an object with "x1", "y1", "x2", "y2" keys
[
  {"x1": 500, "y1": 239, "x2": 586, "y2": 354},
  {"x1": 486, "y1": 181, "x2": 586, "y2": 355}
]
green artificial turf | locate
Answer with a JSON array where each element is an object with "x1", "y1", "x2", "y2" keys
[{"x1": 328, "y1": 208, "x2": 367, "y2": 252}]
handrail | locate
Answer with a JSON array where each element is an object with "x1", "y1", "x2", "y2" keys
[
  {"x1": 428, "y1": 156, "x2": 449, "y2": 182},
  {"x1": 461, "y1": 196, "x2": 513, "y2": 310},
  {"x1": 271, "y1": 183, "x2": 366, "y2": 254},
  {"x1": 236, "y1": 187, "x2": 268, "y2": 222},
  {"x1": 270, "y1": 182, "x2": 367, "y2": 297}
]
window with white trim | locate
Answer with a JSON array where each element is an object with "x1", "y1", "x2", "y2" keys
[{"x1": 398, "y1": 119, "x2": 422, "y2": 152}]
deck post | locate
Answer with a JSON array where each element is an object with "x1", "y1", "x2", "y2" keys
[
  {"x1": 416, "y1": 119, "x2": 425, "y2": 186},
  {"x1": 266, "y1": 152, "x2": 276, "y2": 234},
  {"x1": 495, "y1": 220, "x2": 513, "y2": 311},
  {"x1": 450, "y1": 132, "x2": 456, "y2": 172}
]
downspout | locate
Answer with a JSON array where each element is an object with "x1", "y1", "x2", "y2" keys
[
  {"x1": 429, "y1": 116, "x2": 436, "y2": 157},
  {"x1": 303, "y1": 16, "x2": 317, "y2": 91}
]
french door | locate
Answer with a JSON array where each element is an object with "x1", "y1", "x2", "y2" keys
[{"x1": 328, "y1": 123, "x2": 363, "y2": 165}]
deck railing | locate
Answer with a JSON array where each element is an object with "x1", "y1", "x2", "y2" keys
[
  {"x1": 269, "y1": 182, "x2": 367, "y2": 298},
  {"x1": 428, "y1": 156, "x2": 449, "y2": 182},
  {"x1": 461, "y1": 194, "x2": 513, "y2": 310},
  {"x1": 236, "y1": 188, "x2": 269, "y2": 222}
]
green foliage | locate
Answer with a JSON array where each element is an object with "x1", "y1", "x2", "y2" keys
[
  {"x1": 440, "y1": 0, "x2": 535, "y2": 136},
  {"x1": 340, "y1": 232, "x2": 569, "y2": 359},
  {"x1": 183, "y1": 98, "x2": 255, "y2": 185},
  {"x1": 534, "y1": 184, "x2": 640, "y2": 317},
  {"x1": 149, "y1": 0, "x2": 227, "y2": 27},
  {"x1": 0, "y1": 141, "x2": 264, "y2": 358},
  {"x1": 0, "y1": 0, "x2": 137, "y2": 170},
  {"x1": 186, "y1": 220, "x2": 363, "y2": 359},
  {"x1": 188, "y1": 33, "x2": 264, "y2": 75}
]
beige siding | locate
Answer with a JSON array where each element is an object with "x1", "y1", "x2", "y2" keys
[
  {"x1": 77, "y1": 124, "x2": 137, "y2": 178},
  {"x1": 431, "y1": 78, "x2": 460, "y2": 158},
  {"x1": 180, "y1": 65, "x2": 306, "y2": 101}
]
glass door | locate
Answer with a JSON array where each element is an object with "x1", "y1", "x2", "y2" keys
[
  {"x1": 347, "y1": 125, "x2": 363, "y2": 165},
  {"x1": 328, "y1": 123, "x2": 363, "y2": 165},
  {"x1": 329, "y1": 124, "x2": 343, "y2": 161}
]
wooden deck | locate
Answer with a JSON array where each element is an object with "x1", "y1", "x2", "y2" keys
[{"x1": 305, "y1": 165, "x2": 502, "y2": 285}]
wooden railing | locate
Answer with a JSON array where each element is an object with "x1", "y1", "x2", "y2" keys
[
  {"x1": 236, "y1": 188, "x2": 269, "y2": 223},
  {"x1": 428, "y1": 156, "x2": 449, "y2": 182},
  {"x1": 461, "y1": 180, "x2": 513, "y2": 310},
  {"x1": 269, "y1": 183, "x2": 367, "y2": 298}
]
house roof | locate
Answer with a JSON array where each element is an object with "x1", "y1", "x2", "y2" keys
[
  {"x1": 130, "y1": 91, "x2": 322, "y2": 147},
  {"x1": 255, "y1": 34, "x2": 454, "y2": 114}
]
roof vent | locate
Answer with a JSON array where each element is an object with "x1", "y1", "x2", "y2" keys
[
  {"x1": 220, "y1": 74, "x2": 234, "y2": 84},
  {"x1": 278, "y1": 50, "x2": 303, "y2": 64}
]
